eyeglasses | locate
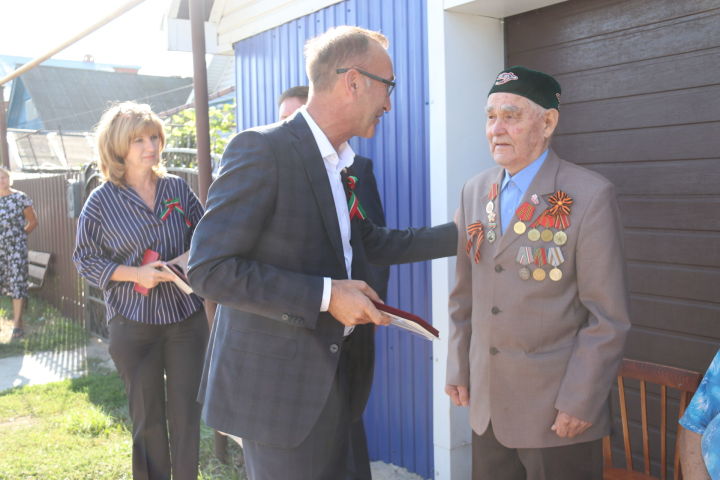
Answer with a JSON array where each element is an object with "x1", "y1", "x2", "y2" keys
[{"x1": 336, "y1": 67, "x2": 396, "y2": 96}]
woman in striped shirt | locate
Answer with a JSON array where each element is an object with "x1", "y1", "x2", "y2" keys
[{"x1": 73, "y1": 102, "x2": 209, "y2": 480}]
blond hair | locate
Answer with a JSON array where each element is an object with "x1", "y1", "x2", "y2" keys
[
  {"x1": 0, "y1": 166, "x2": 11, "y2": 186},
  {"x1": 304, "y1": 26, "x2": 389, "y2": 92},
  {"x1": 95, "y1": 102, "x2": 166, "y2": 186}
]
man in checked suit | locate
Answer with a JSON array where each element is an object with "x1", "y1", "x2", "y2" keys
[
  {"x1": 446, "y1": 66, "x2": 631, "y2": 479},
  {"x1": 188, "y1": 26, "x2": 456, "y2": 480}
]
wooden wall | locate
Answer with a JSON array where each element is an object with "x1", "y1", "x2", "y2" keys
[
  {"x1": 506, "y1": 0, "x2": 720, "y2": 367},
  {"x1": 505, "y1": 0, "x2": 720, "y2": 475}
]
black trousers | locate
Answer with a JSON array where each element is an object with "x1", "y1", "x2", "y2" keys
[
  {"x1": 472, "y1": 423, "x2": 603, "y2": 480},
  {"x1": 242, "y1": 337, "x2": 362, "y2": 480},
  {"x1": 109, "y1": 310, "x2": 209, "y2": 480}
]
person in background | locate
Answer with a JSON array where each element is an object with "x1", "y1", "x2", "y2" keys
[
  {"x1": 188, "y1": 26, "x2": 457, "y2": 480},
  {"x1": 278, "y1": 85, "x2": 309, "y2": 121},
  {"x1": 0, "y1": 166, "x2": 38, "y2": 340},
  {"x1": 73, "y1": 102, "x2": 209, "y2": 480},
  {"x1": 278, "y1": 85, "x2": 390, "y2": 479},
  {"x1": 446, "y1": 66, "x2": 630, "y2": 479},
  {"x1": 679, "y1": 349, "x2": 720, "y2": 480}
]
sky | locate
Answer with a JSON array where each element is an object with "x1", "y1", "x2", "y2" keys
[{"x1": 0, "y1": 0, "x2": 195, "y2": 77}]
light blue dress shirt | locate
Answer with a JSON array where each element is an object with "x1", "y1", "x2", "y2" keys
[{"x1": 500, "y1": 150, "x2": 548, "y2": 234}]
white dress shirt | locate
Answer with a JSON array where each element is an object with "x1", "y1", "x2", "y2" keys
[{"x1": 298, "y1": 107, "x2": 356, "y2": 334}]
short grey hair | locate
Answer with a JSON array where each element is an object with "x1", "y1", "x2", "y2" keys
[{"x1": 304, "y1": 26, "x2": 389, "y2": 92}]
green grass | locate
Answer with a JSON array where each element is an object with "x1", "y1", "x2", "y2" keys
[
  {"x1": 0, "y1": 371, "x2": 245, "y2": 479},
  {"x1": 0, "y1": 295, "x2": 245, "y2": 479},
  {"x1": 0, "y1": 296, "x2": 88, "y2": 358}
]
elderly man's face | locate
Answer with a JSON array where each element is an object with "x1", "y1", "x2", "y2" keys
[{"x1": 485, "y1": 93, "x2": 555, "y2": 174}]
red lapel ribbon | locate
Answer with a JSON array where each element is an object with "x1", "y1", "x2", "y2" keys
[
  {"x1": 345, "y1": 175, "x2": 367, "y2": 220},
  {"x1": 159, "y1": 197, "x2": 192, "y2": 227}
]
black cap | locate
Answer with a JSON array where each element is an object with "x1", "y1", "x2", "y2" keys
[{"x1": 488, "y1": 66, "x2": 561, "y2": 110}]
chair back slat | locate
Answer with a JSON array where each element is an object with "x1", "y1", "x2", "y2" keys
[
  {"x1": 640, "y1": 381, "x2": 650, "y2": 474},
  {"x1": 660, "y1": 385, "x2": 667, "y2": 480},
  {"x1": 618, "y1": 376, "x2": 633, "y2": 470},
  {"x1": 604, "y1": 358, "x2": 702, "y2": 480}
]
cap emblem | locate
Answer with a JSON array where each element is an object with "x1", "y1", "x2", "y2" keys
[{"x1": 495, "y1": 72, "x2": 519, "y2": 85}]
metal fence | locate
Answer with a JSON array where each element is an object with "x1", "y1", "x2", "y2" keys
[
  {"x1": 12, "y1": 165, "x2": 201, "y2": 339},
  {"x1": 13, "y1": 171, "x2": 85, "y2": 326}
]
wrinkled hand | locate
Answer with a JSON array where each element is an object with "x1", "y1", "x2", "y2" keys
[
  {"x1": 327, "y1": 280, "x2": 389, "y2": 327},
  {"x1": 551, "y1": 411, "x2": 592, "y2": 438},
  {"x1": 445, "y1": 384, "x2": 469, "y2": 407},
  {"x1": 137, "y1": 261, "x2": 175, "y2": 289}
]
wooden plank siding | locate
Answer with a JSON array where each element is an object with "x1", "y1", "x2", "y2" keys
[{"x1": 505, "y1": 0, "x2": 720, "y2": 475}]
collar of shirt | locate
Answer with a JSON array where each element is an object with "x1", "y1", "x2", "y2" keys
[
  {"x1": 299, "y1": 106, "x2": 355, "y2": 171},
  {"x1": 501, "y1": 149, "x2": 549, "y2": 197}
]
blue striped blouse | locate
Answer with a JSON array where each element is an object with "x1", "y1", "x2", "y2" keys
[{"x1": 73, "y1": 174, "x2": 204, "y2": 325}]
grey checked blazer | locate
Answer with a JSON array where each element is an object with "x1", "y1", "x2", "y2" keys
[{"x1": 188, "y1": 114, "x2": 456, "y2": 448}]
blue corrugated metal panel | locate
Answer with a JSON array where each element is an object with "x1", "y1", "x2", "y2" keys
[{"x1": 233, "y1": 1, "x2": 433, "y2": 477}]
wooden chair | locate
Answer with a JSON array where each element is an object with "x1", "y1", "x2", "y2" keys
[{"x1": 603, "y1": 358, "x2": 702, "y2": 480}]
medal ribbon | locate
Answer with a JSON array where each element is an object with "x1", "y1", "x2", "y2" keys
[
  {"x1": 344, "y1": 175, "x2": 367, "y2": 221},
  {"x1": 488, "y1": 183, "x2": 499, "y2": 201},
  {"x1": 516, "y1": 246, "x2": 532, "y2": 266},
  {"x1": 533, "y1": 247, "x2": 547, "y2": 267},
  {"x1": 515, "y1": 202, "x2": 535, "y2": 222},
  {"x1": 466, "y1": 221, "x2": 484, "y2": 264},
  {"x1": 159, "y1": 197, "x2": 192, "y2": 227},
  {"x1": 547, "y1": 247, "x2": 565, "y2": 267},
  {"x1": 530, "y1": 190, "x2": 573, "y2": 230}
]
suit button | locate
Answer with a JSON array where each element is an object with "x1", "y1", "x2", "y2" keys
[
  {"x1": 329, "y1": 344, "x2": 339, "y2": 354},
  {"x1": 489, "y1": 347, "x2": 499, "y2": 355},
  {"x1": 281, "y1": 313, "x2": 289, "y2": 321},
  {"x1": 494, "y1": 265, "x2": 504, "y2": 273},
  {"x1": 491, "y1": 306, "x2": 501, "y2": 315}
]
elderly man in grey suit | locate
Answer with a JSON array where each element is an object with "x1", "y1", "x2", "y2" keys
[
  {"x1": 446, "y1": 66, "x2": 631, "y2": 479},
  {"x1": 188, "y1": 26, "x2": 456, "y2": 480}
]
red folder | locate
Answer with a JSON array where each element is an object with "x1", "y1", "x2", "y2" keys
[
  {"x1": 372, "y1": 301, "x2": 440, "y2": 341},
  {"x1": 133, "y1": 249, "x2": 160, "y2": 296}
]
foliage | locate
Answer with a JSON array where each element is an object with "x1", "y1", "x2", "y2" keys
[
  {"x1": 0, "y1": 296, "x2": 87, "y2": 358},
  {"x1": 164, "y1": 102, "x2": 236, "y2": 168}
]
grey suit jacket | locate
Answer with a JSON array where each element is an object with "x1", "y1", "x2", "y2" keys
[
  {"x1": 188, "y1": 114, "x2": 456, "y2": 448},
  {"x1": 446, "y1": 150, "x2": 630, "y2": 448}
]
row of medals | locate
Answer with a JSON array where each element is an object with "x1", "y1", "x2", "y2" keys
[{"x1": 485, "y1": 199, "x2": 566, "y2": 282}]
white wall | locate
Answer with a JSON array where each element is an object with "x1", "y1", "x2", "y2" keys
[{"x1": 428, "y1": 2, "x2": 503, "y2": 478}]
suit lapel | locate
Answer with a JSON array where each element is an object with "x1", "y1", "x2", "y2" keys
[
  {"x1": 287, "y1": 115, "x2": 346, "y2": 270},
  {"x1": 493, "y1": 152, "x2": 561, "y2": 259}
]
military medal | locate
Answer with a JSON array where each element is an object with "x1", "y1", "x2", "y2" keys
[
  {"x1": 527, "y1": 228, "x2": 541, "y2": 242},
  {"x1": 541, "y1": 229, "x2": 554, "y2": 242},
  {"x1": 533, "y1": 268, "x2": 546, "y2": 281},
  {"x1": 547, "y1": 246, "x2": 565, "y2": 281},
  {"x1": 516, "y1": 246, "x2": 532, "y2": 280},
  {"x1": 532, "y1": 247, "x2": 547, "y2": 281},
  {"x1": 512, "y1": 202, "x2": 535, "y2": 236},
  {"x1": 486, "y1": 184, "x2": 499, "y2": 243},
  {"x1": 530, "y1": 194, "x2": 539, "y2": 205},
  {"x1": 466, "y1": 221, "x2": 485, "y2": 263},
  {"x1": 553, "y1": 231, "x2": 567, "y2": 246}
]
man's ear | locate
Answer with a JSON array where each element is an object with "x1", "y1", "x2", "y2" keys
[{"x1": 544, "y1": 109, "x2": 559, "y2": 138}]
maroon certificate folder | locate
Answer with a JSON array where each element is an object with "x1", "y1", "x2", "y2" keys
[{"x1": 372, "y1": 301, "x2": 440, "y2": 341}]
